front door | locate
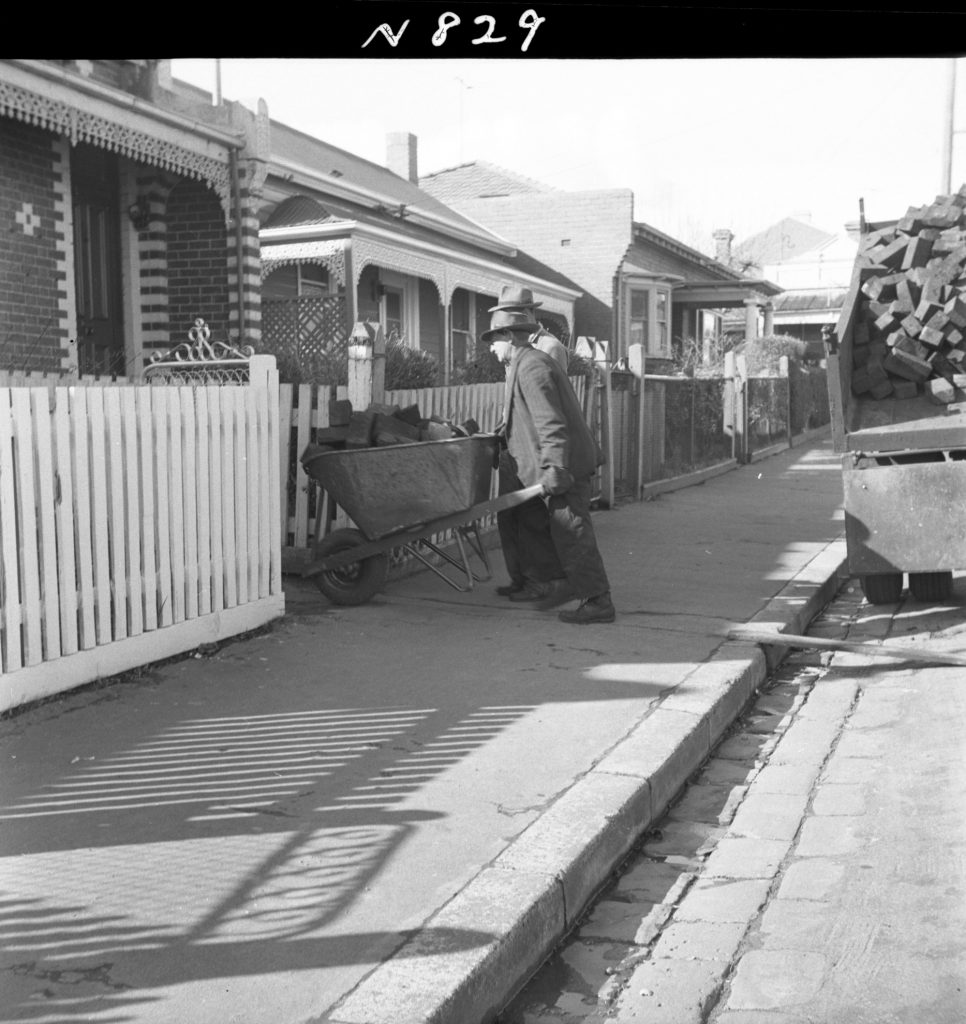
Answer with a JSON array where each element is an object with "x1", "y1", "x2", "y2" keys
[{"x1": 72, "y1": 144, "x2": 125, "y2": 376}]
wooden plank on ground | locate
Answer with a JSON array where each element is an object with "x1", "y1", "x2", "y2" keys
[{"x1": 727, "y1": 625, "x2": 966, "y2": 667}]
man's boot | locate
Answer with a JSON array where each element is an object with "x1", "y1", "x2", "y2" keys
[{"x1": 558, "y1": 592, "x2": 616, "y2": 624}]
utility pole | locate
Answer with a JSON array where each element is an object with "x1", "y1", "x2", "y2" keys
[{"x1": 942, "y1": 57, "x2": 957, "y2": 193}]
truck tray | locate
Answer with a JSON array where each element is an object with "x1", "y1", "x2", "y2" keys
[{"x1": 302, "y1": 435, "x2": 498, "y2": 539}]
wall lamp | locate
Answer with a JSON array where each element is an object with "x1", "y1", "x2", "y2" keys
[{"x1": 127, "y1": 196, "x2": 151, "y2": 231}]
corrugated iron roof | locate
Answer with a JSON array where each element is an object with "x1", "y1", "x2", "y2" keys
[{"x1": 771, "y1": 288, "x2": 848, "y2": 312}]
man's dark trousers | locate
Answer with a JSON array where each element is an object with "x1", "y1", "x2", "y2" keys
[
  {"x1": 546, "y1": 475, "x2": 610, "y2": 599},
  {"x1": 497, "y1": 451, "x2": 565, "y2": 586}
]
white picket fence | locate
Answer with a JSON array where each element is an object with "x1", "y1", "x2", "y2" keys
[{"x1": 0, "y1": 371, "x2": 285, "y2": 713}]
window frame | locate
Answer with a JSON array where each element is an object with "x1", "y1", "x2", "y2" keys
[{"x1": 625, "y1": 281, "x2": 672, "y2": 360}]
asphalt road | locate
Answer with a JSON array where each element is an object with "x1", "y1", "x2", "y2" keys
[{"x1": 499, "y1": 572, "x2": 966, "y2": 1024}]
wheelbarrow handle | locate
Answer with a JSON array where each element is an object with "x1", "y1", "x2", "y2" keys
[{"x1": 483, "y1": 483, "x2": 546, "y2": 515}]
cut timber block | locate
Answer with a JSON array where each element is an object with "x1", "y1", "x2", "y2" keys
[
  {"x1": 924, "y1": 310, "x2": 951, "y2": 333},
  {"x1": 926, "y1": 376, "x2": 957, "y2": 404},
  {"x1": 892, "y1": 380, "x2": 919, "y2": 399},
  {"x1": 930, "y1": 351, "x2": 962, "y2": 384},
  {"x1": 394, "y1": 404, "x2": 423, "y2": 427},
  {"x1": 892, "y1": 334, "x2": 929, "y2": 360},
  {"x1": 328, "y1": 398, "x2": 353, "y2": 427},
  {"x1": 901, "y1": 235, "x2": 934, "y2": 269},
  {"x1": 919, "y1": 325, "x2": 945, "y2": 348},
  {"x1": 922, "y1": 203, "x2": 961, "y2": 229},
  {"x1": 852, "y1": 344, "x2": 872, "y2": 368},
  {"x1": 346, "y1": 410, "x2": 377, "y2": 448},
  {"x1": 896, "y1": 278, "x2": 921, "y2": 308},
  {"x1": 873, "y1": 235, "x2": 911, "y2": 270},
  {"x1": 869, "y1": 378, "x2": 894, "y2": 399},
  {"x1": 884, "y1": 348, "x2": 933, "y2": 381},
  {"x1": 900, "y1": 314, "x2": 924, "y2": 337},
  {"x1": 915, "y1": 299, "x2": 943, "y2": 324},
  {"x1": 313, "y1": 426, "x2": 350, "y2": 447},
  {"x1": 897, "y1": 207, "x2": 924, "y2": 233},
  {"x1": 945, "y1": 296, "x2": 966, "y2": 328},
  {"x1": 420, "y1": 420, "x2": 455, "y2": 441},
  {"x1": 874, "y1": 311, "x2": 898, "y2": 335},
  {"x1": 372, "y1": 413, "x2": 422, "y2": 447},
  {"x1": 851, "y1": 365, "x2": 874, "y2": 393}
]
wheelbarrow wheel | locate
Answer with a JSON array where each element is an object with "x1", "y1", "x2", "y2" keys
[
  {"x1": 312, "y1": 529, "x2": 388, "y2": 606},
  {"x1": 908, "y1": 571, "x2": 953, "y2": 603},
  {"x1": 860, "y1": 572, "x2": 903, "y2": 605}
]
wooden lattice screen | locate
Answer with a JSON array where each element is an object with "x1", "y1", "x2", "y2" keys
[{"x1": 262, "y1": 296, "x2": 349, "y2": 382}]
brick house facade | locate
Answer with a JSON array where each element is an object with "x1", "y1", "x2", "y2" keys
[
  {"x1": 420, "y1": 161, "x2": 782, "y2": 370},
  {"x1": 0, "y1": 60, "x2": 266, "y2": 378}
]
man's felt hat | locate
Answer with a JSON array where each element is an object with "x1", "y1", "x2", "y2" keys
[
  {"x1": 488, "y1": 285, "x2": 543, "y2": 312},
  {"x1": 481, "y1": 308, "x2": 541, "y2": 341}
]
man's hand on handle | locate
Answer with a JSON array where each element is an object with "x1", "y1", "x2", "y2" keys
[{"x1": 540, "y1": 465, "x2": 574, "y2": 496}]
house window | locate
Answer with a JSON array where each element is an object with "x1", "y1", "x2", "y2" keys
[
  {"x1": 627, "y1": 285, "x2": 671, "y2": 359},
  {"x1": 451, "y1": 288, "x2": 473, "y2": 367},
  {"x1": 377, "y1": 269, "x2": 419, "y2": 348},
  {"x1": 382, "y1": 285, "x2": 404, "y2": 342},
  {"x1": 263, "y1": 263, "x2": 330, "y2": 300}
]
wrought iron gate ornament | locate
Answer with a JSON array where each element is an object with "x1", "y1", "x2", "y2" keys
[{"x1": 144, "y1": 319, "x2": 255, "y2": 384}]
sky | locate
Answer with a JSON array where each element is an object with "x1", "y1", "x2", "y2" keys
[{"x1": 171, "y1": 57, "x2": 966, "y2": 256}]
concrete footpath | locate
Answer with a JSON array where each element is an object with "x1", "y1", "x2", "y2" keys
[{"x1": 0, "y1": 438, "x2": 848, "y2": 1024}]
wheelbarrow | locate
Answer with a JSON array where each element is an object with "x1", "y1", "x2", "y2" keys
[{"x1": 300, "y1": 435, "x2": 544, "y2": 605}]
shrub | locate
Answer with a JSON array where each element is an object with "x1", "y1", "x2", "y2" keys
[
  {"x1": 738, "y1": 333, "x2": 807, "y2": 374},
  {"x1": 384, "y1": 336, "x2": 439, "y2": 389},
  {"x1": 450, "y1": 348, "x2": 506, "y2": 384}
]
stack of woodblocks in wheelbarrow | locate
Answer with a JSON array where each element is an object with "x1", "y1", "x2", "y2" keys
[
  {"x1": 851, "y1": 184, "x2": 966, "y2": 405},
  {"x1": 303, "y1": 398, "x2": 482, "y2": 460}
]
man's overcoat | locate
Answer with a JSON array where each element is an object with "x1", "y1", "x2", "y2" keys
[{"x1": 503, "y1": 346, "x2": 601, "y2": 487}]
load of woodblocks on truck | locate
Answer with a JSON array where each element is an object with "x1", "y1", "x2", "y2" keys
[
  {"x1": 306, "y1": 398, "x2": 482, "y2": 455},
  {"x1": 851, "y1": 184, "x2": 966, "y2": 405}
]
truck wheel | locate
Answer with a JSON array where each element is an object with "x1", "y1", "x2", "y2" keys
[
  {"x1": 908, "y1": 571, "x2": 953, "y2": 603},
  {"x1": 860, "y1": 573, "x2": 903, "y2": 605},
  {"x1": 312, "y1": 529, "x2": 388, "y2": 606}
]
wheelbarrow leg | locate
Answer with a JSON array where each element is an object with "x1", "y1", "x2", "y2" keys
[{"x1": 402, "y1": 521, "x2": 492, "y2": 592}]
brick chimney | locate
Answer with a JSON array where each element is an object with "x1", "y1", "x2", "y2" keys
[
  {"x1": 387, "y1": 132, "x2": 418, "y2": 184},
  {"x1": 712, "y1": 228, "x2": 734, "y2": 265}
]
